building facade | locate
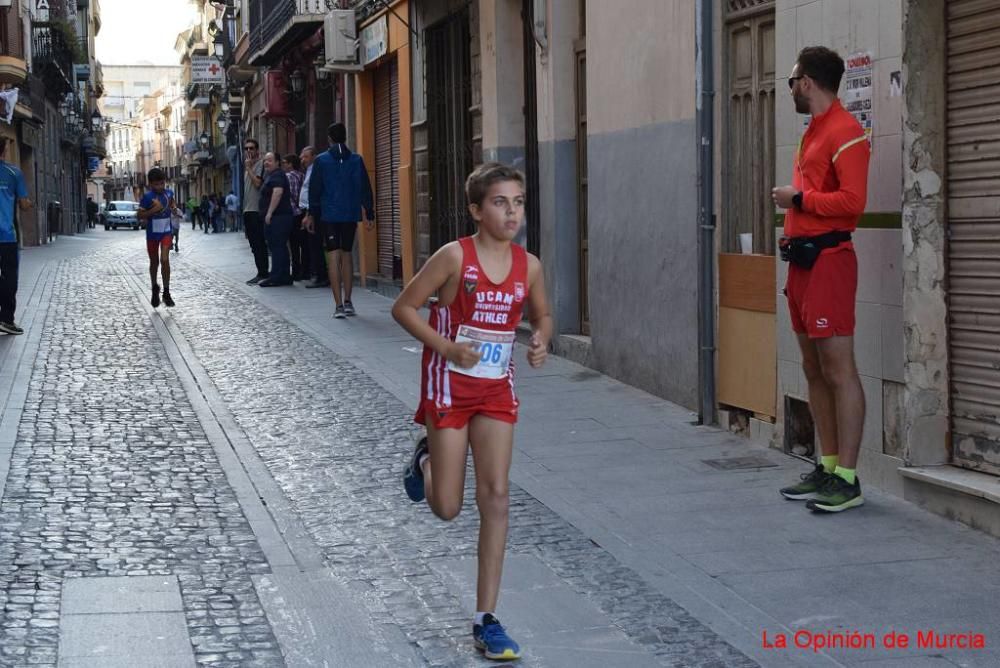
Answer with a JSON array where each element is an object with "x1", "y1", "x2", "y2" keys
[
  {"x1": 1, "y1": 0, "x2": 104, "y2": 245},
  {"x1": 101, "y1": 65, "x2": 181, "y2": 200}
]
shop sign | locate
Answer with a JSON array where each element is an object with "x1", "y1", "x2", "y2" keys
[{"x1": 361, "y1": 16, "x2": 388, "y2": 66}]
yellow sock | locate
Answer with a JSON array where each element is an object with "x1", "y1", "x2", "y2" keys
[
  {"x1": 834, "y1": 466, "x2": 856, "y2": 485},
  {"x1": 820, "y1": 455, "x2": 839, "y2": 473}
]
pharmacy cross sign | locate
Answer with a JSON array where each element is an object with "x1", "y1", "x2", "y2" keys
[{"x1": 191, "y1": 56, "x2": 226, "y2": 84}]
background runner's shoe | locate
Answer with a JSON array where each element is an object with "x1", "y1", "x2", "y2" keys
[
  {"x1": 404, "y1": 437, "x2": 428, "y2": 502},
  {"x1": 0, "y1": 321, "x2": 24, "y2": 335},
  {"x1": 473, "y1": 614, "x2": 521, "y2": 660},
  {"x1": 780, "y1": 464, "x2": 833, "y2": 500},
  {"x1": 807, "y1": 475, "x2": 864, "y2": 513}
]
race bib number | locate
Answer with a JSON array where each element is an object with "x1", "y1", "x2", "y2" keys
[{"x1": 447, "y1": 325, "x2": 515, "y2": 379}]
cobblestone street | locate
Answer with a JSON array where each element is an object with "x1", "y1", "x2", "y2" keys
[{"x1": 0, "y1": 232, "x2": 998, "y2": 668}]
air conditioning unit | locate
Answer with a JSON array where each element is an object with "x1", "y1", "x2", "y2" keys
[{"x1": 324, "y1": 9, "x2": 361, "y2": 71}]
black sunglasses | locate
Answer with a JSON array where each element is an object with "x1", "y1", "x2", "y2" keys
[{"x1": 787, "y1": 76, "x2": 804, "y2": 89}]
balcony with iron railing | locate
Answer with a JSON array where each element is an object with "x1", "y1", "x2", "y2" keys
[
  {"x1": 249, "y1": 0, "x2": 334, "y2": 66},
  {"x1": 32, "y1": 24, "x2": 75, "y2": 96},
  {"x1": 94, "y1": 61, "x2": 104, "y2": 97}
]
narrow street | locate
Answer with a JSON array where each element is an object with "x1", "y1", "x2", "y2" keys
[{"x1": 0, "y1": 232, "x2": 997, "y2": 667}]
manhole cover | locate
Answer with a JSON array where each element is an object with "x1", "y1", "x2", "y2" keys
[{"x1": 701, "y1": 455, "x2": 779, "y2": 470}]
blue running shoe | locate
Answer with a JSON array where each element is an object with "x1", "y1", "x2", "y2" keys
[
  {"x1": 473, "y1": 614, "x2": 521, "y2": 661},
  {"x1": 403, "y1": 437, "x2": 428, "y2": 502}
]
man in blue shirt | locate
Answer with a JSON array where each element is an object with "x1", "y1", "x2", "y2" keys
[
  {"x1": 0, "y1": 137, "x2": 33, "y2": 335},
  {"x1": 308, "y1": 123, "x2": 374, "y2": 319},
  {"x1": 137, "y1": 167, "x2": 177, "y2": 308}
]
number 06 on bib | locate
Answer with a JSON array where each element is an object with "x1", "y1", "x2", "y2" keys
[{"x1": 447, "y1": 325, "x2": 516, "y2": 379}]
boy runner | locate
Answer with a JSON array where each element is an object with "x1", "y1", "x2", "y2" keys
[
  {"x1": 393, "y1": 163, "x2": 552, "y2": 661},
  {"x1": 137, "y1": 167, "x2": 177, "y2": 308}
]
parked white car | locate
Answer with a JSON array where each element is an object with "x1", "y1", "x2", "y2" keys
[{"x1": 102, "y1": 201, "x2": 141, "y2": 231}]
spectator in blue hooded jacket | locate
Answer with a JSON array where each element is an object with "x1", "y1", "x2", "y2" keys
[{"x1": 307, "y1": 122, "x2": 374, "y2": 319}]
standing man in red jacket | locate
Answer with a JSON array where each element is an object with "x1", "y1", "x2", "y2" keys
[{"x1": 773, "y1": 46, "x2": 871, "y2": 513}]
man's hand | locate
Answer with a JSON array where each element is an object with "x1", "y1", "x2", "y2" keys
[
  {"x1": 265, "y1": 213, "x2": 272, "y2": 225},
  {"x1": 444, "y1": 341, "x2": 479, "y2": 369},
  {"x1": 303, "y1": 215, "x2": 314, "y2": 233},
  {"x1": 772, "y1": 186, "x2": 798, "y2": 210},
  {"x1": 527, "y1": 333, "x2": 548, "y2": 368}
]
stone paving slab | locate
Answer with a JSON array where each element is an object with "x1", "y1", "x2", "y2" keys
[
  {"x1": 61, "y1": 575, "x2": 184, "y2": 614},
  {"x1": 253, "y1": 568, "x2": 421, "y2": 667},
  {"x1": 59, "y1": 611, "x2": 193, "y2": 666}
]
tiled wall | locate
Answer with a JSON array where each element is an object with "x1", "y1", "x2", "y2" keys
[{"x1": 773, "y1": 0, "x2": 905, "y2": 486}]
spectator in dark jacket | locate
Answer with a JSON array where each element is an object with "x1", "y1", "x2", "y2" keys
[
  {"x1": 259, "y1": 152, "x2": 294, "y2": 287},
  {"x1": 308, "y1": 123, "x2": 374, "y2": 318}
]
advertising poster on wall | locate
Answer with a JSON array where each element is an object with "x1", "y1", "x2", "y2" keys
[{"x1": 842, "y1": 51, "x2": 875, "y2": 146}]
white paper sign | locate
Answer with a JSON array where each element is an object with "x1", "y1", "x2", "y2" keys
[{"x1": 841, "y1": 51, "x2": 874, "y2": 144}]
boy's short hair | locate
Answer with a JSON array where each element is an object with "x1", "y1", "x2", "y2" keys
[
  {"x1": 328, "y1": 123, "x2": 347, "y2": 143},
  {"x1": 796, "y1": 46, "x2": 845, "y2": 93},
  {"x1": 147, "y1": 167, "x2": 166, "y2": 183},
  {"x1": 465, "y1": 162, "x2": 525, "y2": 207}
]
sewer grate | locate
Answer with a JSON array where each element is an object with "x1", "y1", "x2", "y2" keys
[{"x1": 701, "y1": 455, "x2": 779, "y2": 471}]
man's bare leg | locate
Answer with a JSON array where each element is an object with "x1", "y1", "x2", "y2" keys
[
  {"x1": 326, "y1": 250, "x2": 343, "y2": 307},
  {"x1": 796, "y1": 334, "x2": 839, "y2": 458},
  {"x1": 468, "y1": 416, "x2": 513, "y2": 615},
  {"x1": 815, "y1": 335, "x2": 864, "y2": 469},
  {"x1": 341, "y1": 251, "x2": 354, "y2": 304}
]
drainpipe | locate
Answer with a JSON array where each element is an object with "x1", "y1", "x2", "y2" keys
[{"x1": 696, "y1": 0, "x2": 716, "y2": 425}]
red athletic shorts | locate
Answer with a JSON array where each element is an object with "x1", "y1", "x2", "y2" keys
[
  {"x1": 784, "y1": 246, "x2": 857, "y2": 339},
  {"x1": 146, "y1": 234, "x2": 172, "y2": 259},
  {"x1": 415, "y1": 393, "x2": 519, "y2": 430}
]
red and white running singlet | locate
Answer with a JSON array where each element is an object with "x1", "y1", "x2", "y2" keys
[{"x1": 416, "y1": 236, "x2": 529, "y2": 428}]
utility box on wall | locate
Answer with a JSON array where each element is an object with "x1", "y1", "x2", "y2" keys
[
  {"x1": 263, "y1": 70, "x2": 289, "y2": 118},
  {"x1": 325, "y1": 9, "x2": 360, "y2": 68}
]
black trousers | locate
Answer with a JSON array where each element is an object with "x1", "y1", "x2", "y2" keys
[
  {"x1": 243, "y1": 212, "x2": 269, "y2": 278},
  {"x1": 0, "y1": 243, "x2": 18, "y2": 324},
  {"x1": 308, "y1": 226, "x2": 327, "y2": 281},
  {"x1": 289, "y1": 214, "x2": 309, "y2": 278}
]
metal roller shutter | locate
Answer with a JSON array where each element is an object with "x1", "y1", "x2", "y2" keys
[
  {"x1": 946, "y1": 0, "x2": 1000, "y2": 474},
  {"x1": 374, "y1": 58, "x2": 401, "y2": 280}
]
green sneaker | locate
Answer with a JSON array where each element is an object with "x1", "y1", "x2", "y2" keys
[
  {"x1": 780, "y1": 464, "x2": 833, "y2": 500},
  {"x1": 806, "y1": 474, "x2": 864, "y2": 513}
]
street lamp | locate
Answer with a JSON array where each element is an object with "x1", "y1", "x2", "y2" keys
[
  {"x1": 289, "y1": 69, "x2": 304, "y2": 94},
  {"x1": 199, "y1": 132, "x2": 210, "y2": 148},
  {"x1": 216, "y1": 112, "x2": 227, "y2": 130},
  {"x1": 90, "y1": 108, "x2": 102, "y2": 131},
  {"x1": 220, "y1": 100, "x2": 229, "y2": 112}
]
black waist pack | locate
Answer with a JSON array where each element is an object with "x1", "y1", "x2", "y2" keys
[{"x1": 779, "y1": 231, "x2": 852, "y2": 270}]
